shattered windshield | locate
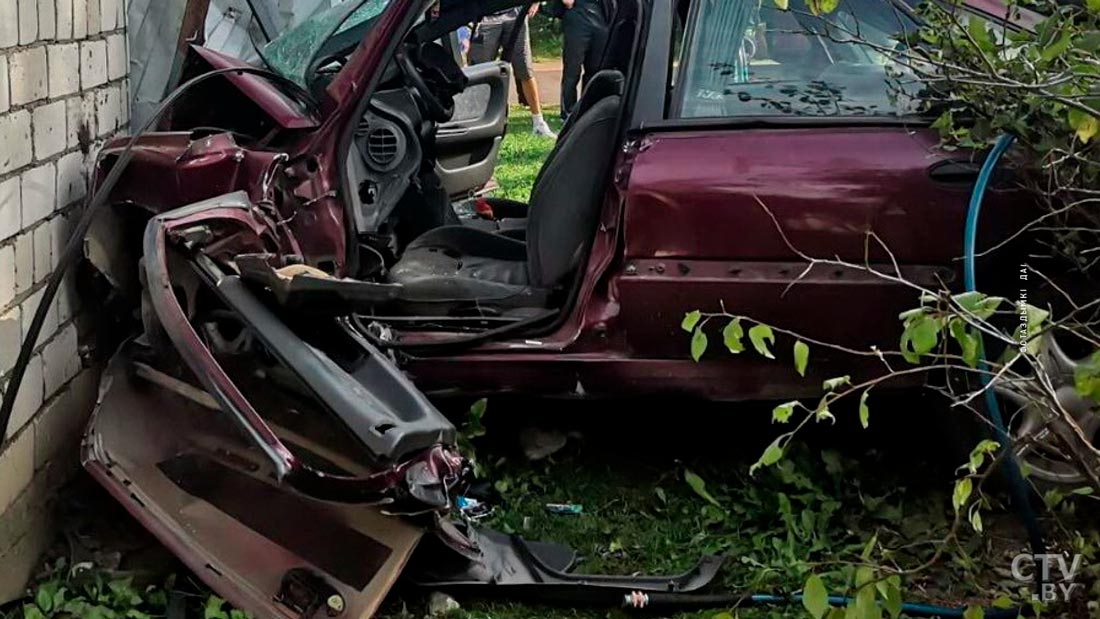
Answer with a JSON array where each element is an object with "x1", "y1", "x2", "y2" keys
[{"x1": 262, "y1": 0, "x2": 392, "y2": 87}]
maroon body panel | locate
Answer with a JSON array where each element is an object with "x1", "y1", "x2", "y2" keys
[
  {"x1": 607, "y1": 127, "x2": 963, "y2": 362},
  {"x1": 99, "y1": 133, "x2": 279, "y2": 210},
  {"x1": 623, "y1": 128, "x2": 969, "y2": 263}
]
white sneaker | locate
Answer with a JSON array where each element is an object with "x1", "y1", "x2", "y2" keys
[{"x1": 532, "y1": 118, "x2": 558, "y2": 139}]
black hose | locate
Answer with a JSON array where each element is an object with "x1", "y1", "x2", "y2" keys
[{"x1": 0, "y1": 65, "x2": 318, "y2": 438}]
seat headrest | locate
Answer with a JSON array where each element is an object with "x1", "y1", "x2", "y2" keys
[{"x1": 560, "y1": 70, "x2": 624, "y2": 135}]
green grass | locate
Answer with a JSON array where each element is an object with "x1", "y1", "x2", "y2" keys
[
  {"x1": 529, "y1": 14, "x2": 564, "y2": 63},
  {"x1": 493, "y1": 105, "x2": 563, "y2": 201},
  {"x1": 374, "y1": 399, "x2": 1058, "y2": 619}
]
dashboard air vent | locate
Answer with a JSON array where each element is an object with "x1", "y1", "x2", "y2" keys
[{"x1": 366, "y1": 127, "x2": 400, "y2": 168}]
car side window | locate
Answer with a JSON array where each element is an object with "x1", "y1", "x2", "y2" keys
[{"x1": 673, "y1": 0, "x2": 923, "y2": 119}]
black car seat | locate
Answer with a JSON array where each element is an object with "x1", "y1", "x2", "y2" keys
[
  {"x1": 387, "y1": 70, "x2": 625, "y2": 312},
  {"x1": 464, "y1": 70, "x2": 626, "y2": 236}
]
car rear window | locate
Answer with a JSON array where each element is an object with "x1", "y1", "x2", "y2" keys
[{"x1": 674, "y1": 0, "x2": 923, "y2": 119}]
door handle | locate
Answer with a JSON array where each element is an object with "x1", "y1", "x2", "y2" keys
[{"x1": 927, "y1": 159, "x2": 981, "y2": 184}]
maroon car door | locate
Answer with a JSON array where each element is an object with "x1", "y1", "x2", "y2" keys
[{"x1": 614, "y1": 0, "x2": 1016, "y2": 393}]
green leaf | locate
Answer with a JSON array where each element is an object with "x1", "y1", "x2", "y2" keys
[
  {"x1": 23, "y1": 605, "x2": 47, "y2": 619},
  {"x1": 1069, "y1": 108, "x2": 1099, "y2": 143},
  {"x1": 1074, "y1": 351, "x2": 1100, "y2": 401},
  {"x1": 991, "y1": 595, "x2": 1015, "y2": 609},
  {"x1": 1041, "y1": 29, "x2": 1073, "y2": 62},
  {"x1": 953, "y1": 477, "x2": 973, "y2": 512},
  {"x1": 772, "y1": 401, "x2": 798, "y2": 423},
  {"x1": 712, "y1": 613, "x2": 736, "y2": 619},
  {"x1": 681, "y1": 310, "x2": 702, "y2": 332},
  {"x1": 750, "y1": 436, "x2": 786, "y2": 476},
  {"x1": 36, "y1": 586, "x2": 54, "y2": 613},
  {"x1": 1072, "y1": 486, "x2": 1095, "y2": 496},
  {"x1": 808, "y1": 0, "x2": 839, "y2": 14},
  {"x1": 949, "y1": 319, "x2": 981, "y2": 369},
  {"x1": 930, "y1": 109, "x2": 953, "y2": 133},
  {"x1": 952, "y1": 291, "x2": 1003, "y2": 320},
  {"x1": 723, "y1": 318, "x2": 745, "y2": 354},
  {"x1": 464, "y1": 398, "x2": 488, "y2": 439},
  {"x1": 908, "y1": 314, "x2": 941, "y2": 356},
  {"x1": 684, "y1": 469, "x2": 722, "y2": 507},
  {"x1": 802, "y1": 574, "x2": 830, "y2": 619},
  {"x1": 822, "y1": 375, "x2": 851, "y2": 391},
  {"x1": 815, "y1": 406, "x2": 835, "y2": 424},
  {"x1": 962, "y1": 605, "x2": 985, "y2": 619},
  {"x1": 469, "y1": 398, "x2": 487, "y2": 420},
  {"x1": 1022, "y1": 305, "x2": 1050, "y2": 355},
  {"x1": 691, "y1": 328, "x2": 708, "y2": 362},
  {"x1": 205, "y1": 596, "x2": 230, "y2": 619},
  {"x1": 968, "y1": 439, "x2": 1000, "y2": 473},
  {"x1": 748, "y1": 324, "x2": 776, "y2": 359},
  {"x1": 877, "y1": 576, "x2": 903, "y2": 619},
  {"x1": 1089, "y1": 0, "x2": 1100, "y2": 11},
  {"x1": 853, "y1": 568, "x2": 881, "y2": 619},
  {"x1": 969, "y1": 504, "x2": 984, "y2": 533},
  {"x1": 858, "y1": 390, "x2": 871, "y2": 429},
  {"x1": 793, "y1": 340, "x2": 810, "y2": 377},
  {"x1": 861, "y1": 532, "x2": 879, "y2": 561},
  {"x1": 968, "y1": 15, "x2": 995, "y2": 52}
]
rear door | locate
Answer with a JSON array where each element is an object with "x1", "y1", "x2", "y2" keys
[
  {"x1": 616, "y1": 0, "x2": 1017, "y2": 383},
  {"x1": 435, "y1": 61, "x2": 512, "y2": 197}
]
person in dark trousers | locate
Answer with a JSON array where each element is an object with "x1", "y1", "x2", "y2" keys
[{"x1": 559, "y1": 0, "x2": 613, "y2": 119}]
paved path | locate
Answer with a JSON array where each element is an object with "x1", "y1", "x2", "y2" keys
[{"x1": 509, "y1": 59, "x2": 564, "y2": 111}]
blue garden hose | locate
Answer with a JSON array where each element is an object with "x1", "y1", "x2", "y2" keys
[{"x1": 962, "y1": 134, "x2": 1046, "y2": 557}]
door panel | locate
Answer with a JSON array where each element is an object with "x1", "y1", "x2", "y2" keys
[
  {"x1": 624, "y1": 128, "x2": 971, "y2": 263},
  {"x1": 616, "y1": 126, "x2": 1023, "y2": 363},
  {"x1": 435, "y1": 61, "x2": 511, "y2": 197}
]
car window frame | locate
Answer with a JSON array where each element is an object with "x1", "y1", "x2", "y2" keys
[
  {"x1": 671, "y1": 0, "x2": 927, "y2": 122},
  {"x1": 632, "y1": 0, "x2": 1031, "y2": 131}
]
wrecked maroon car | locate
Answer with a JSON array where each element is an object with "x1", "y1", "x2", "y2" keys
[{"x1": 0, "y1": 0, "x2": 1045, "y2": 615}]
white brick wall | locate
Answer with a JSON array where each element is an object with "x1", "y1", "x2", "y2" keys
[
  {"x1": 37, "y1": 0, "x2": 55, "y2": 41},
  {"x1": 0, "y1": 3, "x2": 18, "y2": 48},
  {"x1": 0, "y1": 111, "x2": 32, "y2": 174},
  {"x1": 32, "y1": 101, "x2": 66, "y2": 158},
  {"x1": 0, "y1": 56, "x2": 8, "y2": 113},
  {"x1": 21, "y1": 162, "x2": 55, "y2": 227},
  {"x1": 47, "y1": 44, "x2": 79, "y2": 97},
  {"x1": 79, "y1": 39, "x2": 106, "y2": 89},
  {"x1": 0, "y1": 0, "x2": 128, "y2": 602},
  {"x1": 9, "y1": 48, "x2": 45, "y2": 106},
  {"x1": 17, "y1": 0, "x2": 36, "y2": 45}
]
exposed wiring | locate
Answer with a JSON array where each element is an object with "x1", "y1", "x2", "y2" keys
[{"x1": 0, "y1": 65, "x2": 318, "y2": 439}]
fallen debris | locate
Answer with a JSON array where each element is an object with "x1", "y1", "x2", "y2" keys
[{"x1": 426, "y1": 592, "x2": 460, "y2": 617}]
